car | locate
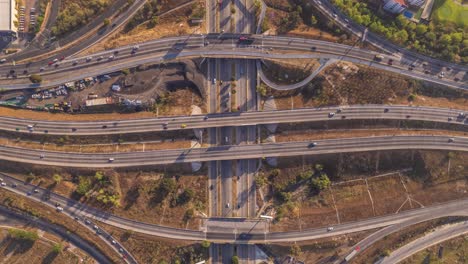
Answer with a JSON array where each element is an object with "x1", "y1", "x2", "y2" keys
[
  {"x1": 0, "y1": 182, "x2": 6, "y2": 186},
  {"x1": 23, "y1": 70, "x2": 28, "y2": 74},
  {"x1": 93, "y1": 225, "x2": 99, "y2": 230},
  {"x1": 111, "y1": 239, "x2": 117, "y2": 244},
  {"x1": 337, "y1": 108, "x2": 342, "y2": 113},
  {"x1": 40, "y1": 67, "x2": 45, "y2": 71},
  {"x1": 86, "y1": 57, "x2": 93, "y2": 62},
  {"x1": 108, "y1": 158, "x2": 115, "y2": 162},
  {"x1": 237, "y1": 204, "x2": 240, "y2": 209},
  {"x1": 27, "y1": 191, "x2": 31, "y2": 196},
  {"x1": 344, "y1": 18, "x2": 349, "y2": 23},
  {"x1": 204, "y1": 116, "x2": 209, "y2": 120},
  {"x1": 0, "y1": 178, "x2": 3, "y2": 181},
  {"x1": 114, "y1": 50, "x2": 119, "y2": 54},
  {"x1": 0, "y1": 59, "x2": 6, "y2": 63},
  {"x1": 53, "y1": 58, "x2": 58, "y2": 63},
  {"x1": 11, "y1": 183, "x2": 17, "y2": 188},
  {"x1": 448, "y1": 138, "x2": 454, "y2": 143},
  {"x1": 40, "y1": 154, "x2": 45, "y2": 159},
  {"x1": 132, "y1": 45, "x2": 139, "y2": 50},
  {"x1": 55, "y1": 202, "x2": 60, "y2": 207},
  {"x1": 60, "y1": 56, "x2": 65, "y2": 61},
  {"x1": 96, "y1": 229, "x2": 102, "y2": 234},
  {"x1": 225, "y1": 136, "x2": 229, "y2": 143},
  {"x1": 108, "y1": 55, "x2": 114, "y2": 60},
  {"x1": 226, "y1": 203, "x2": 230, "y2": 208},
  {"x1": 74, "y1": 216, "x2": 80, "y2": 221},
  {"x1": 119, "y1": 248, "x2": 124, "y2": 253},
  {"x1": 308, "y1": 142, "x2": 317, "y2": 148},
  {"x1": 458, "y1": 112, "x2": 465, "y2": 118},
  {"x1": 97, "y1": 56, "x2": 104, "y2": 61},
  {"x1": 72, "y1": 60, "x2": 78, "y2": 65},
  {"x1": 102, "y1": 125, "x2": 108, "y2": 129},
  {"x1": 210, "y1": 185, "x2": 214, "y2": 190},
  {"x1": 213, "y1": 78, "x2": 216, "y2": 84},
  {"x1": 388, "y1": 59, "x2": 393, "y2": 65},
  {"x1": 48, "y1": 61, "x2": 54, "y2": 66},
  {"x1": 85, "y1": 219, "x2": 91, "y2": 225},
  {"x1": 55, "y1": 63, "x2": 59, "y2": 67},
  {"x1": 333, "y1": 13, "x2": 337, "y2": 18},
  {"x1": 328, "y1": 112, "x2": 335, "y2": 117},
  {"x1": 448, "y1": 117, "x2": 453, "y2": 121},
  {"x1": 327, "y1": 227, "x2": 334, "y2": 232},
  {"x1": 406, "y1": 115, "x2": 411, "y2": 118},
  {"x1": 56, "y1": 206, "x2": 64, "y2": 212}
]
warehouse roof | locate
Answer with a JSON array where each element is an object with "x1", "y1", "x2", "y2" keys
[{"x1": 0, "y1": 0, "x2": 16, "y2": 32}]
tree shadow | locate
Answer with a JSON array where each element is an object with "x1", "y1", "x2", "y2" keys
[
  {"x1": 4, "y1": 238, "x2": 35, "y2": 256},
  {"x1": 42, "y1": 251, "x2": 59, "y2": 264}
]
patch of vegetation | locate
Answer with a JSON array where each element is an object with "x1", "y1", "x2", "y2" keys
[
  {"x1": 190, "y1": 2, "x2": 206, "y2": 19},
  {"x1": 74, "y1": 171, "x2": 120, "y2": 207},
  {"x1": 29, "y1": 74, "x2": 42, "y2": 84},
  {"x1": 332, "y1": 0, "x2": 467, "y2": 63},
  {"x1": 125, "y1": 0, "x2": 161, "y2": 31},
  {"x1": 432, "y1": 0, "x2": 468, "y2": 26},
  {"x1": 52, "y1": 0, "x2": 110, "y2": 37},
  {"x1": 8, "y1": 229, "x2": 39, "y2": 241}
]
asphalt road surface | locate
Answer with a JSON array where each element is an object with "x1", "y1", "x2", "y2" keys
[
  {"x1": 2, "y1": 105, "x2": 465, "y2": 135},
  {"x1": 0, "y1": 135, "x2": 466, "y2": 167},
  {"x1": 0, "y1": 35, "x2": 466, "y2": 90}
]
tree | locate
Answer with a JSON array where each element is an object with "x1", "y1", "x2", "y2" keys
[
  {"x1": 256, "y1": 84, "x2": 267, "y2": 97},
  {"x1": 148, "y1": 16, "x2": 159, "y2": 28},
  {"x1": 103, "y1": 18, "x2": 110, "y2": 27},
  {"x1": 439, "y1": 34, "x2": 452, "y2": 46},
  {"x1": 177, "y1": 188, "x2": 194, "y2": 205},
  {"x1": 160, "y1": 178, "x2": 177, "y2": 196},
  {"x1": 231, "y1": 256, "x2": 239, "y2": 264},
  {"x1": 415, "y1": 24, "x2": 427, "y2": 35},
  {"x1": 407, "y1": 93, "x2": 417, "y2": 101},
  {"x1": 53, "y1": 174, "x2": 62, "y2": 184},
  {"x1": 52, "y1": 243, "x2": 63, "y2": 253},
  {"x1": 290, "y1": 243, "x2": 302, "y2": 256},
  {"x1": 8, "y1": 229, "x2": 38, "y2": 241},
  {"x1": 310, "y1": 15, "x2": 317, "y2": 25},
  {"x1": 94, "y1": 171, "x2": 105, "y2": 182},
  {"x1": 201, "y1": 240, "x2": 211, "y2": 248},
  {"x1": 76, "y1": 176, "x2": 91, "y2": 196},
  {"x1": 29, "y1": 74, "x2": 42, "y2": 83},
  {"x1": 310, "y1": 173, "x2": 331, "y2": 192},
  {"x1": 121, "y1": 69, "x2": 130, "y2": 75}
]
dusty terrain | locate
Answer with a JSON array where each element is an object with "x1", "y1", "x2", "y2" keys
[
  {"x1": 100, "y1": 223, "x2": 208, "y2": 264},
  {"x1": 0, "y1": 227, "x2": 93, "y2": 264},
  {"x1": 267, "y1": 62, "x2": 468, "y2": 111},
  {"x1": 0, "y1": 163, "x2": 208, "y2": 230},
  {"x1": 262, "y1": 150, "x2": 468, "y2": 232}
]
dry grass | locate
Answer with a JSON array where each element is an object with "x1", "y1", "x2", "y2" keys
[
  {"x1": 80, "y1": 2, "x2": 206, "y2": 55},
  {"x1": 0, "y1": 189, "x2": 123, "y2": 263},
  {"x1": 0, "y1": 227, "x2": 93, "y2": 264}
]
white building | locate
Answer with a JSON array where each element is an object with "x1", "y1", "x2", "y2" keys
[
  {"x1": 407, "y1": 0, "x2": 425, "y2": 7},
  {"x1": 0, "y1": 0, "x2": 17, "y2": 37},
  {"x1": 383, "y1": 0, "x2": 407, "y2": 14}
]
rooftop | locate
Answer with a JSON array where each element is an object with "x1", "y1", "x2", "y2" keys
[{"x1": 0, "y1": 0, "x2": 16, "y2": 32}]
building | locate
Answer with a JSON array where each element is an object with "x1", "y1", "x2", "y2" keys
[
  {"x1": 0, "y1": 0, "x2": 17, "y2": 37},
  {"x1": 407, "y1": 0, "x2": 425, "y2": 7},
  {"x1": 85, "y1": 97, "x2": 113, "y2": 107},
  {"x1": 383, "y1": 0, "x2": 407, "y2": 14}
]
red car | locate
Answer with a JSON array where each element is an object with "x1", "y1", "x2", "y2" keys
[
  {"x1": 48, "y1": 61, "x2": 54, "y2": 66},
  {"x1": 60, "y1": 56, "x2": 65, "y2": 61}
]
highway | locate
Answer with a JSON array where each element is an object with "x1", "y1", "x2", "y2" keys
[
  {"x1": 0, "y1": 135, "x2": 467, "y2": 167},
  {"x1": 0, "y1": 171, "x2": 466, "y2": 244},
  {"x1": 379, "y1": 221, "x2": 468, "y2": 264},
  {"x1": 1, "y1": 105, "x2": 466, "y2": 135},
  {"x1": 0, "y1": 35, "x2": 466, "y2": 90},
  {"x1": 313, "y1": 0, "x2": 467, "y2": 71}
]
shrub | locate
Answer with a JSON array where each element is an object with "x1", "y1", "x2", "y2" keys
[
  {"x1": 8, "y1": 229, "x2": 38, "y2": 241},
  {"x1": 29, "y1": 74, "x2": 42, "y2": 83}
]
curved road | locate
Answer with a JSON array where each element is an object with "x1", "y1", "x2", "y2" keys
[
  {"x1": 0, "y1": 135, "x2": 466, "y2": 167},
  {"x1": 0, "y1": 35, "x2": 466, "y2": 90},
  {"x1": 379, "y1": 221, "x2": 468, "y2": 264},
  {"x1": 2, "y1": 105, "x2": 467, "y2": 136},
  {"x1": 0, "y1": 172, "x2": 466, "y2": 244}
]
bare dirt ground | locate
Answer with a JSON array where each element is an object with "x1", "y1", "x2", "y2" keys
[
  {"x1": 99, "y1": 223, "x2": 208, "y2": 264},
  {"x1": 264, "y1": 150, "x2": 468, "y2": 232},
  {"x1": 0, "y1": 188, "x2": 123, "y2": 263},
  {"x1": 265, "y1": 229, "x2": 377, "y2": 263},
  {"x1": 267, "y1": 62, "x2": 468, "y2": 111},
  {"x1": 401, "y1": 233, "x2": 468, "y2": 264},
  {"x1": 273, "y1": 129, "x2": 468, "y2": 143},
  {"x1": 0, "y1": 164, "x2": 208, "y2": 230},
  {"x1": 353, "y1": 217, "x2": 468, "y2": 264},
  {"x1": 0, "y1": 227, "x2": 93, "y2": 264},
  {"x1": 261, "y1": 59, "x2": 321, "y2": 85},
  {"x1": 81, "y1": 1, "x2": 206, "y2": 55}
]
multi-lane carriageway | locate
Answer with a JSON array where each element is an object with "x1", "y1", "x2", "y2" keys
[
  {"x1": 0, "y1": 135, "x2": 467, "y2": 168},
  {"x1": 0, "y1": 35, "x2": 467, "y2": 90},
  {"x1": 1, "y1": 105, "x2": 466, "y2": 135}
]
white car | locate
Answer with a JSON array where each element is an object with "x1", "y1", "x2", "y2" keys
[
  {"x1": 56, "y1": 206, "x2": 64, "y2": 212},
  {"x1": 327, "y1": 227, "x2": 334, "y2": 232},
  {"x1": 1, "y1": 182, "x2": 6, "y2": 187},
  {"x1": 213, "y1": 78, "x2": 216, "y2": 84}
]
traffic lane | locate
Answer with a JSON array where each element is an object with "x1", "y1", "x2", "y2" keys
[
  {"x1": 0, "y1": 172, "x2": 467, "y2": 244},
  {"x1": 209, "y1": 161, "x2": 219, "y2": 216},
  {"x1": 0, "y1": 135, "x2": 467, "y2": 167},
  {"x1": 1, "y1": 46, "x2": 465, "y2": 91},
  {"x1": 0, "y1": 173, "x2": 137, "y2": 263},
  {"x1": 381, "y1": 222, "x2": 468, "y2": 264},
  {"x1": 2, "y1": 105, "x2": 465, "y2": 135}
]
